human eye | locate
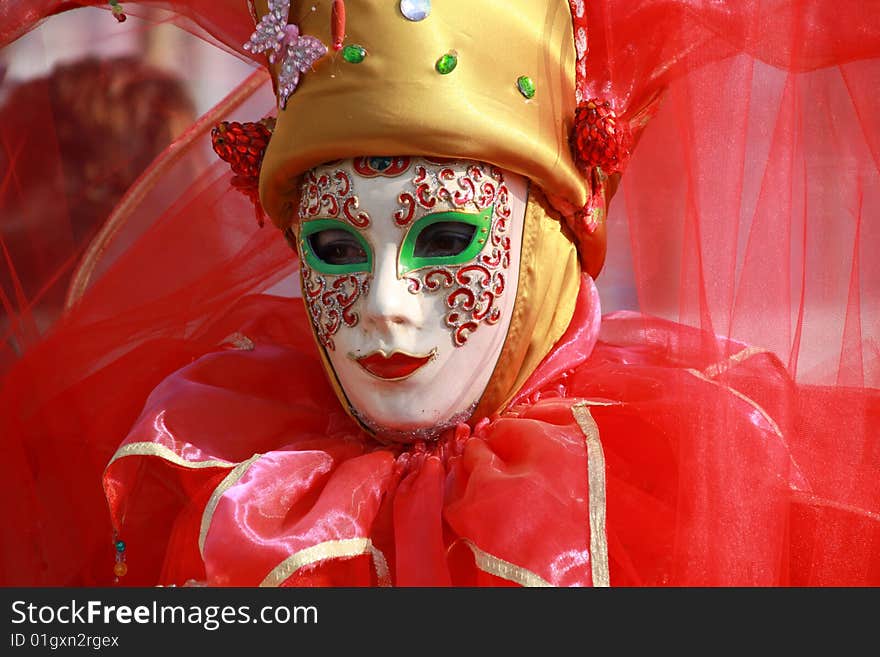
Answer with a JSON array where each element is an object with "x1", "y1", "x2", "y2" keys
[
  {"x1": 413, "y1": 221, "x2": 476, "y2": 258},
  {"x1": 399, "y1": 206, "x2": 493, "y2": 274},
  {"x1": 300, "y1": 219, "x2": 372, "y2": 274},
  {"x1": 309, "y1": 229, "x2": 368, "y2": 265}
]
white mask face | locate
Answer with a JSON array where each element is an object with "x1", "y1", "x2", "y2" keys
[{"x1": 295, "y1": 157, "x2": 526, "y2": 441}]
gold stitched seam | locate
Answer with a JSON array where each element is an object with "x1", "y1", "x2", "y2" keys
[
  {"x1": 199, "y1": 454, "x2": 263, "y2": 559},
  {"x1": 459, "y1": 539, "x2": 553, "y2": 587},
  {"x1": 572, "y1": 402, "x2": 611, "y2": 588},
  {"x1": 260, "y1": 538, "x2": 391, "y2": 587}
]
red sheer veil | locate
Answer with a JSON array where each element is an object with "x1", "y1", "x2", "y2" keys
[{"x1": 0, "y1": 1, "x2": 877, "y2": 584}]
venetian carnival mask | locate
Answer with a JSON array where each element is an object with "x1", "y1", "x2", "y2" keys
[{"x1": 294, "y1": 157, "x2": 527, "y2": 440}]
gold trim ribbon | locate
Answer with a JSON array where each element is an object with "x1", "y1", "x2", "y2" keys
[
  {"x1": 261, "y1": 538, "x2": 391, "y2": 587},
  {"x1": 106, "y1": 442, "x2": 236, "y2": 471},
  {"x1": 701, "y1": 346, "x2": 773, "y2": 379},
  {"x1": 459, "y1": 539, "x2": 553, "y2": 587},
  {"x1": 684, "y1": 369, "x2": 783, "y2": 438},
  {"x1": 572, "y1": 402, "x2": 611, "y2": 587},
  {"x1": 199, "y1": 454, "x2": 263, "y2": 559}
]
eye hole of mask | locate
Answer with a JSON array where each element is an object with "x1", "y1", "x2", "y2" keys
[
  {"x1": 308, "y1": 229, "x2": 369, "y2": 265},
  {"x1": 413, "y1": 221, "x2": 477, "y2": 258},
  {"x1": 398, "y1": 206, "x2": 493, "y2": 275}
]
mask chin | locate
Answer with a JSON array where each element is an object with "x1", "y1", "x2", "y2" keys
[
  {"x1": 296, "y1": 157, "x2": 529, "y2": 442},
  {"x1": 351, "y1": 400, "x2": 479, "y2": 444}
]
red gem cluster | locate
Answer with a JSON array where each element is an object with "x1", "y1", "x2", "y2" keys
[
  {"x1": 211, "y1": 118, "x2": 274, "y2": 179},
  {"x1": 571, "y1": 99, "x2": 631, "y2": 175},
  {"x1": 211, "y1": 118, "x2": 275, "y2": 226}
]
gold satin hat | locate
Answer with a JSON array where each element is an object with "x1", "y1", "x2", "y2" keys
[{"x1": 254, "y1": 0, "x2": 589, "y2": 231}]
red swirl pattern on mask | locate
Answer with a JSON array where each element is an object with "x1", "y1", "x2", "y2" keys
[
  {"x1": 299, "y1": 167, "x2": 371, "y2": 228},
  {"x1": 394, "y1": 193, "x2": 417, "y2": 227},
  {"x1": 342, "y1": 196, "x2": 370, "y2": 227},
  {"x1": 424, "y1": 269, "x2": 455, "y2": 290},
  {"x1": 302, "y1": 265, "x2": 371, "y2": 350}
]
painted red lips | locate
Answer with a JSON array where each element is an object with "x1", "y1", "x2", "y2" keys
[{"x1": 355, "y1": 350, "x2": 435, "y2": 380}]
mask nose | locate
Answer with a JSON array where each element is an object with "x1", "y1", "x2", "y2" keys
[{"x1": 362, "y1": 244, "x2": 422, "y2": 331}]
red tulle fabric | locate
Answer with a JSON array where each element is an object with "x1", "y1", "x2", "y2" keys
[{"x1": 1, "y1": 1, "x2": 878, "y2": 586}]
